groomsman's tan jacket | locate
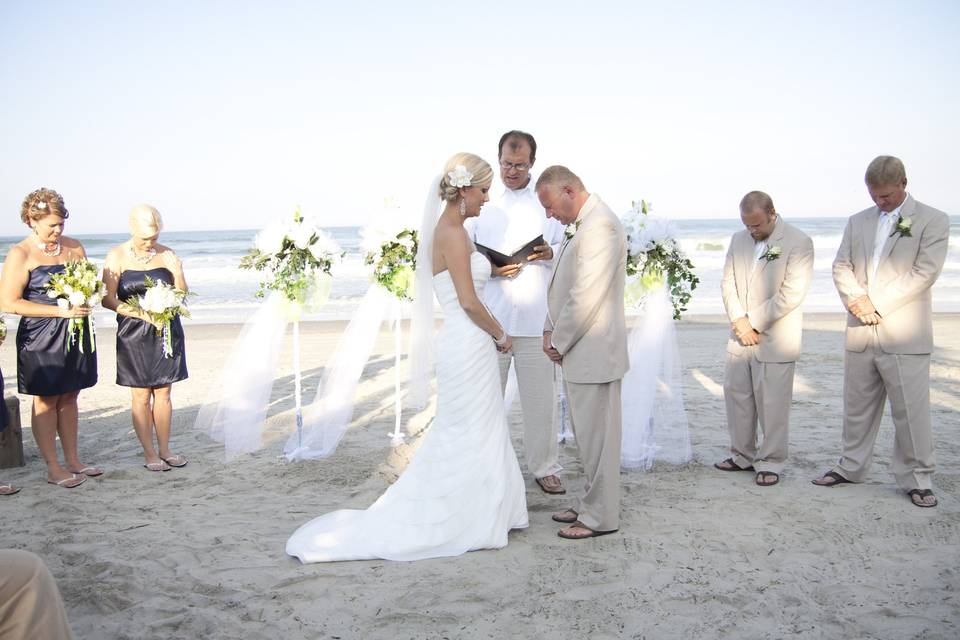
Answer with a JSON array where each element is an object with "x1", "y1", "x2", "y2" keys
[
  {"x1": 721, "y1": 217, "x2": 814, "y2": 362},
  {"x1": 545, "y1": 193, "x2": 627, "y2": 531},
  {"x1": 830, "y1": 194, "x2": 950, "y2": 490},
  {"x1": 834, "y1": 194, "x2": 949, "y2": 355}
]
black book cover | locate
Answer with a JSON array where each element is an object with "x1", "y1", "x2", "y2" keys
[{"x1": 475, "y1": 235, "x2": 545, "y2": 268}]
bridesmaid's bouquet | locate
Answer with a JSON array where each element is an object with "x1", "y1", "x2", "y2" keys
[
  {"x1": 126, "y1": 278, "x2": 192, "y2": 358},
  {"x1": 239, "y1": 208, "x2": 343, "y2": 311},
  {"x1": 44, "y1": 259, "x2": 106, "y2": 353},
  {"x1": 362, "y1": 223, "x2": 418, "y2": 301},
  {"x1": 621, "y1": 200, "x2": 699, "y2": 319}
]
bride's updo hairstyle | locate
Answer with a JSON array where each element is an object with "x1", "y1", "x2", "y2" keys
[
  {"x1": 20, "y1": 188, "x2": 68, "y2": 226},
  {"x1": 129, "y1": 204, "x2": 164, "y2": 237},
  {"x1": 437, "y1": 153, "x2": 493, "y2": 202}
]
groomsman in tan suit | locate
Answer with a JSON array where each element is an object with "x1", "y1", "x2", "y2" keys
[
  {"x1": 717, "y1": 192, "x2": 814, "y2": 486},
  {"x1": 813, "y1": 156, "x2": 950, "y2": 507},
  {"x1": 536, "y1": 165, "x2": 628, "y2": 539}
]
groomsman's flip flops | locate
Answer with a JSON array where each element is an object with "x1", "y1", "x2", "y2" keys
[
  {"x1": 811, "y1": 471, "x2": 852, "y2": 487},
  {"x1": 714, "y1": 458, "x2": 754, "y2": 472},
  {"x1": 557, "y1": 521, "x2": 618, "y2": 540},
  {"x1": 907, "y1": 489, "x2": 938, "y2": 508},
  {"x1": 552, "y1": 509, "x2": 579, "y2": 523},
  {"x1": 756, "y1": 472, "x2": 780, "y2": 486}
]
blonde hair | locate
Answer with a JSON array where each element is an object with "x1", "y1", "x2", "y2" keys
[
  {"x1": 865, "y1": 155, "x2": 906, "y2": 187},
  {"x1": 535, "y1": 165, "x2": 585, "y2": 192},
  {"x1": 437, "y1": 152, "x2": 493, "y2": 202},
  {"x1": 20, "y1": 188, "x2": 68, "y2": 225},
  {"x1": 128, "y1": 204, "x2": 163, "y2": 237}
]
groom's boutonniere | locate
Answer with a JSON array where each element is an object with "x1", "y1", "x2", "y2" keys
[
  {"x1": 564, "y1": 219, "x2": 582, "y2": 241},
  {"x1": 892, "y1": 215, "x2": 913, "y2": 238},
  {"x1": 763, "y1": 246, "x2": 782, "y2": 262}
]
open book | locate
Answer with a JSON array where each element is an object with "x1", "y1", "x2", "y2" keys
[{"x1": 474, "y1": 235, "x2": 545, "y2": 268}]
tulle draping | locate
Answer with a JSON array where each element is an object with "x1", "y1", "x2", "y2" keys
[{"x1": 621, "y1": 284, "x2": 692, "y2": 469}]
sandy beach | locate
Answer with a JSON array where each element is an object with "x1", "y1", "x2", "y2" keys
[{"x1": 1, "y1": 313, "x2": 958, "y2": 640}]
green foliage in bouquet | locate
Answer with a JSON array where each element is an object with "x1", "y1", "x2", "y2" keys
[
  {"x1": 239, "y1": 208, "x2": 342, "y2": 305},
  {"x1": 364, "y1": 229, "x2": 418, "y2": 301}
]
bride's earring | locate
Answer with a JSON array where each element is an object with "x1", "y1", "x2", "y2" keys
[{"x1": 459, "y1": 198, "x2": 466, "y2": 216}]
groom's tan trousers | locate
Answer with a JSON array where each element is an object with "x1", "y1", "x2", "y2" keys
[
  {"x1": 564, "y1": 378, "x2": 622, "y2": 532},
  {"x1": 833, "y1": 332, "x2": 935, "y2": 491},
  {"x1": 497, "y1": 336, "x2": 561, "y2": 479},
  {"x1": 723, "y1": 347, "x2": 795, "y2": 474},
  {"x1": 0, "y1": 550, "x2": 75, "y2": 640}
]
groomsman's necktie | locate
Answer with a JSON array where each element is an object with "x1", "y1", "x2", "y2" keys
[{"x1": 871, "y1": 212, "x2": 897, "y2": 279}]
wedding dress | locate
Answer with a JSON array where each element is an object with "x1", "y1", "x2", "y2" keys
[{"x1": 286, "y1": 252, "x2": 529, "y2": 562}]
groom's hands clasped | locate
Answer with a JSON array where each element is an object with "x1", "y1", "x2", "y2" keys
[{"x1": 542, "y1": 331, "x2": 562, "y2": 363}]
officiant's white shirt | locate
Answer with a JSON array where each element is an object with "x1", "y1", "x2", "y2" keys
[{"x1": 465, "y1": 177, "x2": 566, "y2": 337}]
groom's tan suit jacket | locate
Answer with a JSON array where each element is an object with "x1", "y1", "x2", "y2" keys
[
  {"x1": 544, "y1": 194, "x2": 628, "y2": 382},
  {"x1": 721, "y1": 217, "x2": 814, "y2": 363},
  {"x1": 833, "y1": 194, "x2": 950, "y2": 354}
]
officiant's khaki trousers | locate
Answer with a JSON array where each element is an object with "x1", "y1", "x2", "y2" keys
[
  {"x1": 833, "y1": 332, "x2": 934, "y2": 491},
  {"x1": 497, "y1": 337, "x2": 561, "y2": 479},
  {"x1": 723, "y1": 349, "x2": 795, "y2": 474},
  {"x1": 565, "y1": 378, "x2": 622, "y2": 532},
  {"x1": 0, "y1": 550, "x2": 75, "y2": 640}
]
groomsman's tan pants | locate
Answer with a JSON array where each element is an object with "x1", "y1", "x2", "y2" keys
[
  {"x1": 497, "y1": 337, "x2": 561, "y2": 479},
  {"x1": 0, "y1": 550, "x2": 75, "y2": 640},
  {"x1": 833, "y1": 332, "x2": 934, "y2": 491},
  {"x1": 564, "y1": 378, "x2": 622, "y2": 532},
  {"x1": 723, "y1": 349, "x2": 795, "y2": 474}
]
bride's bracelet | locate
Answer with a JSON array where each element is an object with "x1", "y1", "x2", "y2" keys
[{"x1": 494, "y1": 330, "x2": 508, "y2": 346}]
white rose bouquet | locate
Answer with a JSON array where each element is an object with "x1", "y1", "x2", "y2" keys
[
  {"x1": 621, "y1": 200, "x2": 699, "y2": 320},
  {"x1": 239, "y1": 208, "x2": 343, "y2": 309},
  {"x1": 362, "y1": 222, "x2": 418, "y2": 301},
  {"x1": 125, "y1": 278, "x2": 193, "y2": 357},
  {"x1": 44, "y1": 259, "x2": 106, "y2": 352}
]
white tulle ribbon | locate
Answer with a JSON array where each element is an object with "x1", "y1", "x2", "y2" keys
[{"x1": 620, "y1": 284, "x2": 692, "y2": 470}]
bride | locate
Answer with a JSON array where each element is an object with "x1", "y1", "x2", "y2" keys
[{"x1": 286, "y1": 153, "x2": 529, "y2": 562}]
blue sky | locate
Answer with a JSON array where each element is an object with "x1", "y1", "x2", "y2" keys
[{"x1": 1, "y1": 1, "x2": 958, "y2": 234}]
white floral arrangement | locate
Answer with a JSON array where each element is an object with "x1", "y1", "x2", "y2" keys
[
  {"x1": 620, "y1": 200, "x2": 699, "y2": 320},
  {"x1": 361, "y1": 213, "x2": 418, "y2": 301},
  {"x1": 125, "y1": 278, "x2": 192, "y2": 357},
  {"x1": 893, "y1": 215, "x2": 912, "y2": 238},
  {"x1": 44, "y1": 259, "x2": 106, "y2": 352},
  {"x1": 239, "y1": 208, "x2": 343, "y2": 308},
  {"x1": 763, "y1": 246, "x2": 782, "y2": 261}
]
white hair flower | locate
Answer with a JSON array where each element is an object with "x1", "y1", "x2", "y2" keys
[
  {"x1": 36, "y1": 201, "x2": 47, "y2": 210},
  {"x1": 447, "y1": 164, "x2": 473, "y2": 188}
]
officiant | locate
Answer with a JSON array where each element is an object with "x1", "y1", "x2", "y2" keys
[{"x1": 464, "y1": 130, "x2": 567, "y2": 494}]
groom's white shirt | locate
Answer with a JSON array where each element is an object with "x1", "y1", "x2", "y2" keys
[{"x1": 466, "y1": 177, "x2": 566, "y2": 337}]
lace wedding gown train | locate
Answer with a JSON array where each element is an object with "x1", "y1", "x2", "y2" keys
[{"x1": 286, "y1": 252, "x2": 528, "y2": 562}]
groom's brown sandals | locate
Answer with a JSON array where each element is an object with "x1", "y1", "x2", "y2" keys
[
  {"x1": 557, "y1": 521, "x2": 618, "y2": 540},
  {"x1": 535, "y1": 475, "x2": 565, "y2": 494},
  {"x1": 907, "y1": 489, "x2": 938, "y2": 508},
  {"x1": 552, "y1": 509, "x2": 578, "y2": 523},
  {"x1": 714, "y1": 458, "x2": 754, "y2": 472},
  {"x1": 811, "y1": 471, "x2": 852, "y2": 487}
]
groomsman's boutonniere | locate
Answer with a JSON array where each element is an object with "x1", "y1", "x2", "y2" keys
[
  {"x1": 763, "y1": 246, "x2": 782, "y2": 262},
  {"x1": 892, "y1": 215, "x2": 913, "y2": 238},
  {"x1": 564, "y1": 219, "x2": 582, "y2": 241}
]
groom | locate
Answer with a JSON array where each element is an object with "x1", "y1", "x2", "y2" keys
[{"x1": 537, "y1": 166, "x2": 628, "y2": 539}]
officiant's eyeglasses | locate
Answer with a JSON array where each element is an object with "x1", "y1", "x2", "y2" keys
[{"x1": 499, "y1": 160, "x2": 530, "y2": 171}]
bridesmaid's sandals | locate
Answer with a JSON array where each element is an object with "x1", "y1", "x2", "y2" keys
[
  {"x1": 160, "y1": 455, "x2": 188, "y2": 468},
  {"x1": 811, "y1": 471, "x2": 852, "y2": 487},
  {"x1": 756, "y1": 472, "x2": 780, "y2": 487},
  {"x1": 47, "y1": 474, "x2": 86, "y2": 489},
  {"x1": 714, "y1": 458, "x2": 754, "y2": 472},
  {"x1": 144, "y1": 461, "x2": 172, "y2": 472},
  {"x1": 557, "y1": 521, "x2": 618, "y2": 540},
  {"x1": 0, "y1": 483, "x2": 21, "y2": 496},
  {"x1": 907, "y1": 489, "x2": 937, "y2": 508},
  {"x1": 69, "y1": 466, "x2": 104, "y2": 477}
]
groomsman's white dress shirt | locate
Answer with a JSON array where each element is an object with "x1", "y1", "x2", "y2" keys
[
  {"x1": 871, "y1": 198, "x2": 905, "y2": 279},
  {"x1": 466, "y1": 178, "x2": 566, "y2": 338}
]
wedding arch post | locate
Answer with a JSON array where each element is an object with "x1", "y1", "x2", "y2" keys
[
  {"x1": 389, "y1": 300, "x2": 405, "y2": 446},
  {"x1": 292, "y1": 317, "x2": 304, "y2": 449}
]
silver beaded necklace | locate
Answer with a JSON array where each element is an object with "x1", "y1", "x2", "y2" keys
[
  {"x1": 36, "y1": 239, "x2": 61, "y2": 257},
  {"x1": 129, "y1": 244, "x2": 157, "y2": 264}
]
